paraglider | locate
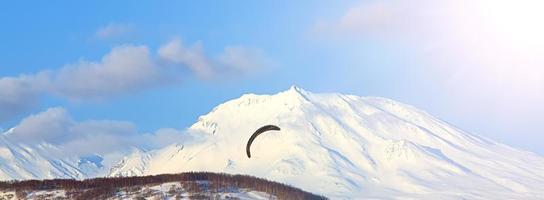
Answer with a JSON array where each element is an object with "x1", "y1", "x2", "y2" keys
[{"x1": 246, "y1": 125, "x2": 281, "y2": 158}]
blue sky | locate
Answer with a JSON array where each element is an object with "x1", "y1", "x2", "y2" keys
[{"x1": 1, "y1": 0, "x2": 543, "y2": 154}]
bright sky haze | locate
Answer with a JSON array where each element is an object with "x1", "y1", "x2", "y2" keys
[{"x1": 1, "y1": 0, "x2": 543, "y2": 155}]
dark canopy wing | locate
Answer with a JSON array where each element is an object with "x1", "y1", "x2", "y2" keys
[{"x1": 246, "y1": 125, "x2": 281, "y2": 158}]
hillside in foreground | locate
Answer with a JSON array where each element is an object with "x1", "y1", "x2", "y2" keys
[{"x1": 0, "y1": 172, "x2": 326, "y2": 200}]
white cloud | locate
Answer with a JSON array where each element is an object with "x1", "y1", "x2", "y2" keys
[
  {"x1": 159, "y1": 38, "x2": 269, "y2": 79},
  {"x1": 95, "y1": 23, "x2": 134, "y2": 39},
  {"x1": 7, "y1": 107, "x2": 72, "y2": 143},
  {"x1": 52, "y1": 45, "x2": 167, "y2": 100},
  {"x1": 0, "y1": 73, "x2": 49, "y2": 122},
  {"x1": 0, "y1": 46, "x2": 169, "y2": 120},
  {"x1": 0, "y1": 39, "x2": 269, "y2": 123},
  {"x1": 158, "y1": 39, "x2": 215, "y2": 79}
]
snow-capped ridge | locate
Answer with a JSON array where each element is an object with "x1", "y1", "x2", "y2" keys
[
  {"x1": 105, "y1": 87, "x2": 544, "y2": 198},
  {"x1": 1, "y1": 86, "x2": 544, "y2": 199}
]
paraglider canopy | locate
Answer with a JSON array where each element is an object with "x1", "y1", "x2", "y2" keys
[{"x1": 246, "y1": 125, "x2": 281, "y2": 158}]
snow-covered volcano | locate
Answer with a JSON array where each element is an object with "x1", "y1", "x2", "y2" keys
[
  {"x1": 2, "y1": 86, "x2": 544, "y2": 199},
  {"x1": 107, "y1": 86, "x2": 544, "y2": 199}
]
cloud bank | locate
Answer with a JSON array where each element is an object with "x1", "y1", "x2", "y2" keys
[
  {"x1": 0, "y1": 73, "x2": 49, "y2": 122},
  {"x1": 3, "y1": 107, "x2": 192, "y2": 157},
  {"x1": 53, "y1": 45, "x2": 163, "y2": 99},
  {"x1": 0, "y1": 39, "x2": 268, "y2": 123},
  {"x1": 158, "y1": 39, "x2": 269, "y2": 79}
]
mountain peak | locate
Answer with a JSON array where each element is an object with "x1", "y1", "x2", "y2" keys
[
  {"x1": 285, "y1": 85, "x2": 308, "y2": 95},
  {"x1": 278, "y1": 85, "x2": 310, "y2": 102},
  {"x1": 288, "y1": 85, "x2": 302, "y2": 92}
]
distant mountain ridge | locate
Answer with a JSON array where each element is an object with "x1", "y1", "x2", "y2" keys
[{"x1": 2, "y1": 86, "x2": 544, "y2": 199}]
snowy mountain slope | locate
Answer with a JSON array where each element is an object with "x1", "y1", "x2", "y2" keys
[
  {"x1": 107, "y1": 86, "x2": 544, "y2": 199},
  {"x1": 0, "y1": 136, "x2": 87, "y2": 180},
  {"x1": 0, "y1": 134, "x2": 124, "y2": 181}
]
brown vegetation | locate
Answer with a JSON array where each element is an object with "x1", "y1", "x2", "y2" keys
[{"x1": 0, "y1": 172, "x2": 326, "y2": 200}]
